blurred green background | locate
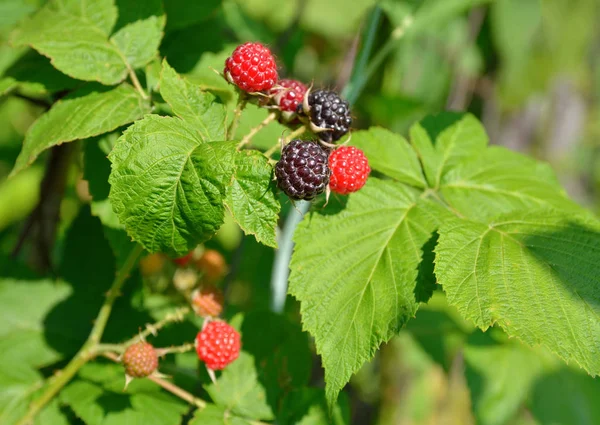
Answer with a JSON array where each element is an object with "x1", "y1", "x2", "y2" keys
[{"x1": 1, "y1": 0, "x2": 599, "y2": 424}]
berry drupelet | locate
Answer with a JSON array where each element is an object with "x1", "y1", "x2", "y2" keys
[
  {"x1": 224, "y1": 42, "x2": 278, "y2": 92},
  {"x1": 275, "y1": 139, "x2": 331, "y2": 201}
]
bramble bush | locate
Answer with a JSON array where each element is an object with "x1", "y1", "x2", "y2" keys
[{"x1": 1, "y1": 1, "x2": 599, "y2": 425}]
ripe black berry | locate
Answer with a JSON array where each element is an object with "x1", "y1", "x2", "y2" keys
[
  {"x1": 275, "y1": 140, "x2": 330, "y2": 200},
  {"x1": 303, "y1": 90, "x2": 352, "y2": 142}
]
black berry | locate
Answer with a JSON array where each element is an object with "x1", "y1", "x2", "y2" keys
[
  {"x1": 304, "y1": 90, "x2": 352, "y2": 142},
  {"x1": 275, "y1": 140, "x2": 330, "y2": 200}
]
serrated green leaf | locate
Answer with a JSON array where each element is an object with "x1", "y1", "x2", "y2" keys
[
  {"x1": 205, "y1": 352, "x2": 274, "y2": 421},
  {"x1": 108, "y1": 115, "x2": 234, "y2": 255},
  {"x1": 351, "y1": 127, "x2": 426, "y2": 188},
  {"x1": 0, "y1": 279, "x2": 72, "y2": 368},
  {"x1": 410, "y1": 113, "x2": 487, "y2": 188},
  {"x1": 435, "y1": 211, "x2": 600, "y2": 377},
  {"x1": 10, "y1": 0, "x2": 125, "y2": 84},
  {"x1": 11, "y1": 84, "x2": 149, "y2": 177},
  {"x1": 159, "y1": 60, "x2": 226, "y2": 140},
  {"x1": 289, "y1": 178, "x2": 441, "y2": 405},
  {"x1": 61, "y1": 363, "x2": 188, "y2": 425},
  {"x1": 2, "y1": 50, "x2": 81, "y2": 95},
  {"x1": 225, "y1": 150, "x2": 279, "y2": 247},
  {"x1": 110, "y1": 15, "x2": 165, "y2": 69},
  {"x1": 439, "y1": 146, "x2": 582, "y2": 220},
  {"x1": 10, "y1": 0, "x2": 164, "y2": 84},
  {"x1": 189, "y1": 405, "x2": 253, "y2": 425}
]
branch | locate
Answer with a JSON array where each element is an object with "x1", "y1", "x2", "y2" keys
[
  {"x1": 123, "y1": 307, "x2": 190, "y2": 347},
  {"x1": 128, "y1": 66, "x2": 148, "y2": 100},
  {"x1": 16, "y1": 244, "x2": 144, "y2": 425},
  {"x1": 238, "y1": 112, "x2": 277, "y2": 149},
  {"x1": 227, "y1": 92, "x2": 248, "y2": 139}
]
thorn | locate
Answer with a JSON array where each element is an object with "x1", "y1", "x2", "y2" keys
[
  {"x1": 124, "y1": 374, "x2": 134, "y2": 390},
  {"x1": 206, "y1": 367, "x2": 217, "y2": 384}
]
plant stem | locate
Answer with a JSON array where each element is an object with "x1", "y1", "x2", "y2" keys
[
  {"x1": 269, "y1": 10, "x2": 385, "y2": 313},
  {"x1": 128, "y1": 66, "x2": 148, "y2": 100},
  {"x1": 227, "y1": 92, "x2": 248, "y2": 139},
  {"x1": 238, "y1": 112, "x2": 277, "y2": 149},
  {"x1": 101, "y1": 352, "x2": 207, "y2": 409},
  {"x1": 342, "y1": 15, "x2": 413, "y2": 105},
  {"x1": 16, "y1": 244, "x2": 144, "y2": 425},
  {"x1": 89, "y1": 244, "x2": 145, "y2": 345},
  {"x1": 124, "y1": 306, "x2": 190, "y2": 347},
  {"x1": 16, "y1": 353, "x2": 90, "y2": 425},
  {"x1": 263, "y1": 125, "x2": 307, "y2": 158},
  {"x1": 156, "y1": 343, "x2": 195, "y2": 356},
  {"x1": 94, "y1": 343, "x2": 126, "y2": 354},
  {"x1": 270, "y1": 200, "x2": 310, "y2": 313}
]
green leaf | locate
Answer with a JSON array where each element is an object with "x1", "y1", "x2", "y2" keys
[
  {"x1": 10, "y1": 0, "x2": 125, "y2": 84},
  {"x1": 240, "y1": 311, "x2": 312, "y2": 407},
  {"x1": 163, "y1": 0, "x2": 221, "y2": 31},
  {"x1": 2, "y1": 50, "x2": 81, "y2": 95},
  {"x1": 110, "y1": 15, "x2": 165, "y2": 69},
  {"x1": 108, "y1": 115, "x2": 233, "y2": 255},
  {"x1": 409, "y1": 113, "x2": 487, "y2": 188},
  {"x1": 289, "y1": 178, "x2": 441, "y2": 405},
  {"x1": 279, "y1": 389, "x2": 350, "y2": 425},
  {"x1": 435, "y1": 211, "x2": 600, "y2": 378},
  {"x1": 351, "y1": 127, "x2": 426, "y2": 188},
  {"x1": 205, "y1": 352, "x2": 275, "y2": 421},
  {"x1": 189, "y1": 405, "x2": 253, "y2": 425},
  {"x1": 0, "y1": 279, "x2": 72, "y2": 368},
  {"x1": 225, "y1": 150, "x2": 279, "y2": 247},
  {"x1": 11, "y1": 84, "x2": 150, "y2": 176},
  {"x1": 11, "y1": 0, "x2": 165, "y2": 84},
  {"x1": 464, "y1": 337, "x2": 544, "y2": 425},
  {"x1": 439, "y1": 146, "x2": 582, "y2": 220},
  {"x1": 159, "y1": 60, "x2": 226, "y2": 140},
  {"x1": 530, "y1": 365, "x2": 600, "y2": 425},
  {"x1": 61, "y1": 363, "x2": 188, "y2": 425},
  {"x1": 0, "y1": 363, "x2": 68, "y2": 425}
]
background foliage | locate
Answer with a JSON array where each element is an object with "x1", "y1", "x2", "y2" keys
[{"x1": 1, "y1": 0, "x2": 600, "y2": 424}]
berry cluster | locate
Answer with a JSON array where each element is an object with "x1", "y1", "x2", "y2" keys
[{"x1": 223, "y1": 43, "x2": 370, "y2": 200}]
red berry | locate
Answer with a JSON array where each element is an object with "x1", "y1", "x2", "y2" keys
[
  {"x1": 195, "y1": 321, "x2": 241, "y2": 370},
  {"x1": 270, "y1": 79, "x2": 307, "y2": 112},
  {"x1": 173, "y1": 251, "x2": 193, "y2": 267},
  {"x1": 328, "y1": 146, "x2": 371, "y2": 195},
  {"x1": 224, "y1": 42, "x2": 278, "y2": 92},
  {"x1": 122, "y1": 342, "x2": 158, "y2": 378},
  {"x1": 191, "y1": 285, "x2": 224, "y2": 318}
]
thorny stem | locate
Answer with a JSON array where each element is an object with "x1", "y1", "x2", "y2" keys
[
  {"x1": 156, "y1": 343, "x2": 195, "y2": 356},
  {"x1": 124, "y1": 307, "x2": 191, "y2": 347},
  {"x1": 16, "y1": 244, "x2": 144, "y2": 425},
  {"x1": 238, "y1": 112, "x2": 277, "y2": 149},
  {"x1": 101, "y1": 352, "x2": 208, "y2": 409},
  {"x1": 227, "y1": 92, "x2": 248, "y2": 139}
]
